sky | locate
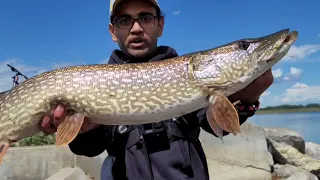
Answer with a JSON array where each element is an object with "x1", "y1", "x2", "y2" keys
[{"x1": 0, "y1": 0, "x2": 320, "y2": 108}]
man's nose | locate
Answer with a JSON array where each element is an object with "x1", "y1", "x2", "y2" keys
[{"x1": 130, "y1": 21, "x2": 143, "y2": 34}]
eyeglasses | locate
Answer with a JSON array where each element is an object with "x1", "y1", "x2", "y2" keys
[{"x1": 113, "y1": 14, "x2": 158, "y2": 29}]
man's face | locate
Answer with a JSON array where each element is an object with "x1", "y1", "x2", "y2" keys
[{"x1": 109, "y1": 0, "x2": 164, "y2": 59}]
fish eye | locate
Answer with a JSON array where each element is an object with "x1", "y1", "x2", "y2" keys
[{"x1": 238, "y1": 41, "x2": 250, "y2": 50}]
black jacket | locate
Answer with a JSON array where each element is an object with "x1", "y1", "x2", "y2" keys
[{"x1": 68, "y1": 46, "x2": 250, "y2": 180}]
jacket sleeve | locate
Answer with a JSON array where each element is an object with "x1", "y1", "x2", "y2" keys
[
  {"x1": 196, "y1": 107, "x2": 249, "y2": 137},
  {"x1": 68, "y1": 125, "x2": 111, "y2": 157}
]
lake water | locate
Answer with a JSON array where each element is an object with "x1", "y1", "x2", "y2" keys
[{"x1": 248, "y1": 112, "x2": 320, "y2": 144}]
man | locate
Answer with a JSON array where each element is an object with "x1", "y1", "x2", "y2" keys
[{"x1": 40, "y1": 0, "x2": 274, "y2": 179}]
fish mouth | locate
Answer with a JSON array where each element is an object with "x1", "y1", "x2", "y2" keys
[{"x1": 266, "y1": 30, "x2": 298, "y2": 63}]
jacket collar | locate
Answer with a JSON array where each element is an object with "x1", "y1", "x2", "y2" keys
[{"x1": 107, "y1": 46, "x2": 178, "y2": 64}]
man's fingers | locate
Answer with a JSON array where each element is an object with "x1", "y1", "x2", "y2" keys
[
  {"x1": 41, "y1": 115, "x2": 51, "y2": 129},
  {"x1": 41, "y1": 104, "x2": 97, "y2": 135},
  {"x1": 54, "y1": 104, "x2": 65, "y2": 118},
  {"x1": 53, "y1": 104, "x2": 65, "y2": 127},
  {"x1": 40, "y1": 115, "x2": 57, "y2": 135}
]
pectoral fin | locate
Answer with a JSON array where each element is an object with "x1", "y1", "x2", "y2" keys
[
  {"x1": 206, "y1": 107, "x2": 224, "y2": 142},
  {"x1": 206, "y1": 92, "x2": 241, "y2": 137},
  {"x1": 56, "y1": 113, "x2": 85, "y2": 146},
  {"x1": 0, "y1": 141, "x2": 10, "y2": 163}
]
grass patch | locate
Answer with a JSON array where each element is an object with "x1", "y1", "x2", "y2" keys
[{"x1": 10, "y1": 132, "x2": 56, "y2": 147}]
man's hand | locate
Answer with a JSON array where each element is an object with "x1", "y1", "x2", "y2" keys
[
  {"x1": 40, "y1": 104, "x2": 99, "y2": 135},
  {"x1": 228, "y1": 69, "x2": 274, "y2": 104}
]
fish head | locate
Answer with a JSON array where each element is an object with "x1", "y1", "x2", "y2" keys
[{"x1": 189, "y1": 28, "x2": 298, "y2": 96}]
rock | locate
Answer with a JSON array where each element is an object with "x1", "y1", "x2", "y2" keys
[
  {"x1": 306, "y1": 142, "x2": 320, "y2": 160},
  {"x1": 6, "y1": 122, "x2": 320, "y2": 180},
  {"x1": 200, "y1": 122, "x2": 273, "y2": 180},
  {"x1": 286, "y1": 172, "x2": 319, "y2": 180},
  {"x1": 0, "y1": 145, "x2": 77, "y2": 180},
  {"x1": 272, "y1": 164, "x2": 318, "y2": 180},
  {"x1": 45, "y1": 167, "x2": 90, "y2": 180},
  {"x1": 76, "y1": 150, "x2": 108, "y2": 180},
  {"x1": 268, "y1": 138, "x2": 320, "y2": 177},
  {"x1": 207, "y1": 160, "x2": 272, "y2": 180},
  {"x1": 264, "y1": 127, "x2": 305, "y2": 154}
]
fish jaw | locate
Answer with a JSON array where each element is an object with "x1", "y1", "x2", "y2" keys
[
  {"x1": 188, "y1": 29, "x2": 298, "y2": 96},
  {"x1": 243, "y1": 30, "x2": 298, "y2": 86}
]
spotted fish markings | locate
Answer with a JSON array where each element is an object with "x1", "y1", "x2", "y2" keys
[{"x1": 0, "y1": 29, "x2": 299, "y2": 163}]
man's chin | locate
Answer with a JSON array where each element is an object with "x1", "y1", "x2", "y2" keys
[{"x1": 127, "y1": 48, "x2": 151, "y2": 59}]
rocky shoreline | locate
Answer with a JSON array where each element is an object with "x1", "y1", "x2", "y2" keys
[
  {"x1": 265, "y1": 127, "x2": 320, "y2": 180},
  {"x1": 1, "y1": 121, "x2": 319, "y2": 180},
  {"x1": 45, "y1": 122, "x2": 320, "y2": 180},
  {"x1": 199, "y1": 122, "x2": 320, "y2": 180}
]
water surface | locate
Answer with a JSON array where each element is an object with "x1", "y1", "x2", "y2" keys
[{"x1": 248, "y1": 112, "x2": 320, "y2": 144}]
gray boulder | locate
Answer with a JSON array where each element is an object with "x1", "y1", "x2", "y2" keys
[
  {"x1": 264, "y1": 127, "x2": 305, "y2": 154},
  {"x1": 268, "y1": 138, "x2": 320, "y2": 178},
  {"x1": 46, "y1": 167, "x2": 92, "y2": 180},
  {"x1": 286, "y1": 172, "x2": 319, "y2": 180},
  {"x1": 306, "y1": 142, "x2": 320, "y2": 160},
  {"x1": 272, "y1": 164, "x2": 318, "y2": 180},
  {"x1": 200, "y1": 122, "x2": 273, "y2": 180}
]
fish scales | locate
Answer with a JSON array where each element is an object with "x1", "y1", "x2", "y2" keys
[
  {"x1": 0, "y1": 55, "x2": 209, "y2": 139},
  {"x1": 0, "y1": 29, "x2": 298, "y2": 162}
]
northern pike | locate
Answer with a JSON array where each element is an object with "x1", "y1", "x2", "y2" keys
[{"x1": 0, "y1": 28, "x2": 298, "y2": 163}]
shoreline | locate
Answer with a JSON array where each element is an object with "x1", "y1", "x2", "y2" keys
[{"x1": 256, "y1": 107, "x2": 320, "y2": 114}]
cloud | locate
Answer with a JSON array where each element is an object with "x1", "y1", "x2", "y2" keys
[
  {"x1": 282, "y1": 67, "x2": 302, "y2": 81},
  {"x1": 292, "y1": 82, "x2": 308, "y2": 88},
  {"x1": 260, "y1": 82, "x2": 320, "y2": 107},
  {"x1": 281, "y1": 83, "x2": 320, "y2": 103},
  {"x1": 289, "y1": 67, "x2": 302, "y2": 78},
  {"x1": 172, "y1": 10, "x2": 181, "y2": 15},
  {"x1": 0, "y1": 58, "x2": 87, "y2": 92},
  {"x1": 273, "y1": 67, "x2": 302, "y2": 83},
  {"x1": 52, "y1": 61, "x2": 85, "y2": 69},
  {"x1": 259, "y1": 91, "x2": 273, "y2": 106},
  {"x1": 283, "y1": 44, "x2": 320, "y2": 61},
  {"x1": 259, "y1": 95, "x2": 281, "y2": 107},
  {"x1": 261, "y1": 91, "x2": 271, "y2": 97},
  {"x1": 0, "y1": 59, "x2": 45, "y2": 91},
  {"x1": 100, "y1": 58, "x2": 109, "y2": 64},
  {"x1": 272, "y1": 68, "x2": 283, "y2": 78},
  {"x1": 283, "y1": 76, "x2": 291, "y2": 81}
]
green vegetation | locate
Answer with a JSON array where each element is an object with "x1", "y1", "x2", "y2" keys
[
  {"x1": 10, "y1": 132, "x2": 56, "y2": 147},
  {"x1": 257, "y1": 103, "x2": 320, "y2": 114}
]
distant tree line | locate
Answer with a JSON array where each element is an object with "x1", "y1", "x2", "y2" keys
[{"x1": 260, "y1": 103, "x2": 320, "y2": 110}]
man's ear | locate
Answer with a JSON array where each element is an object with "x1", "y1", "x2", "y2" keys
[
  {"x1": 157, "y1": 17, "x2": 164, "y2": 37},
  {"x1": 109, "y1": 23, "x2": 118, "y2": 42}
]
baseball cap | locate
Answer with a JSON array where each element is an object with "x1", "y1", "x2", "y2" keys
[{"x1": 109, "y1": 0, "x2": 160, "y2": 16}]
